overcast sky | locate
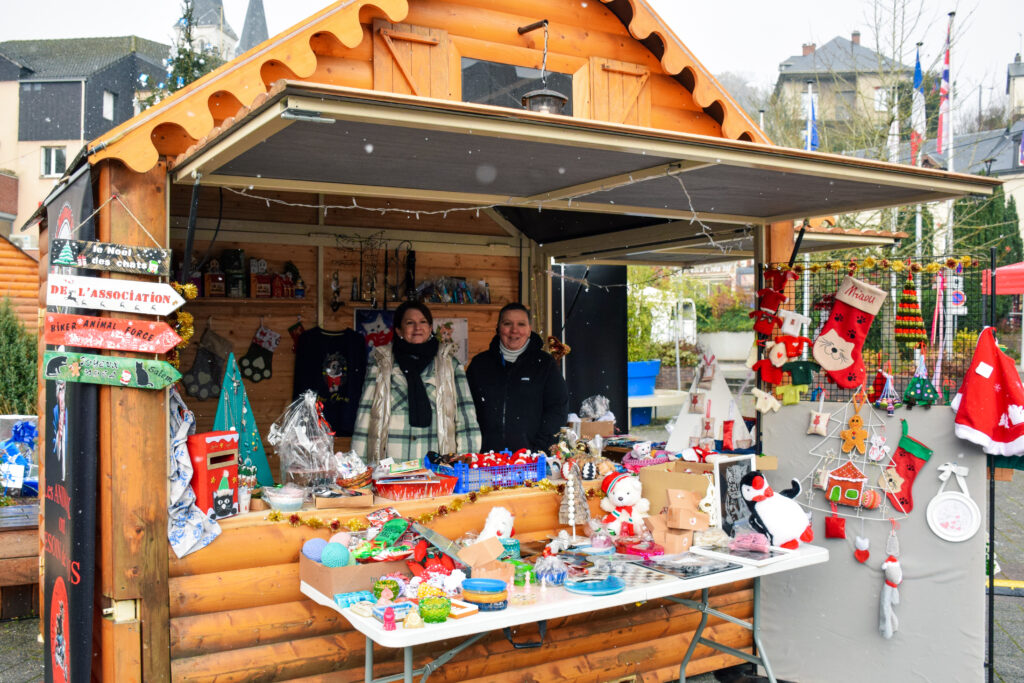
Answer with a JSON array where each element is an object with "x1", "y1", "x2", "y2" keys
[{"x1": 2, "y1": 0, "x2": 1020, "y2": 115}]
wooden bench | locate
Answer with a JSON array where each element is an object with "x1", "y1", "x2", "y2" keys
[{"x1": 0, "y1": 504, "x2": 39, "y2": 619}]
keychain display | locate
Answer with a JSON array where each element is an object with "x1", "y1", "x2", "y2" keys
[{"x1": 926, "y1": 463, "x2": 980, "y2": 542}]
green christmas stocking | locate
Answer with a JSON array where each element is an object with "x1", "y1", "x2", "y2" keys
[{"x1": 240, "y1": 323, "x2": 280, "y2": 383}]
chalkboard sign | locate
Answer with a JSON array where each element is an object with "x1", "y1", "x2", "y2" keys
[{"x1": 714, "y1": 455, "x2": 756, "y2": 535}]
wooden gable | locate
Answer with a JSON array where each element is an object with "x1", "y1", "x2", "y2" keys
[{"x1": 89, "y1": 0, "x2": 766, "y2": 174}]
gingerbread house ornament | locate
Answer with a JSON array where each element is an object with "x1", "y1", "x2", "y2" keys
[{"x1": 827, "y1": 461, "x2": 868, "y2": 508}]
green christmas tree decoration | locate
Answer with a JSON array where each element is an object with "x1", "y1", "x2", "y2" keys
[
  {"x1": 894, "y1": 274, "x2": 927, "y2": 348},
  {"x1": 54, "y1": 242, "x2": 75, "y2": 265},
  {"x1": 902, "y1": 355, "x2": 939, "y2": 408},
  {"x1": 214, "y1": 353, "x2": 274, "y2": 487}
]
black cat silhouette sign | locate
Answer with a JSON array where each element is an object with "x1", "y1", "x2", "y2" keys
[{"x1": 43, "y1": 351, "x2": 181, "y2": 390}]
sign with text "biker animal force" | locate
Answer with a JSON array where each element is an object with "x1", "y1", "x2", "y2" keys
[{"x1": 47, "y1": 274, "x2": 184, "y2": 316}]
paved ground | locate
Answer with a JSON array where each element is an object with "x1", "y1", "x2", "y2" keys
[{"x1": 1, "y1": 429, "x2": 1021, "y2": 682}]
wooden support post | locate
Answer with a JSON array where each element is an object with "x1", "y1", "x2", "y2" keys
[
  {"x1": 764, "y1": 221, "x2": 795, "y2": 266},
  {"x1": 96, "y1": 159, "x2": 171, "y2": 682}
]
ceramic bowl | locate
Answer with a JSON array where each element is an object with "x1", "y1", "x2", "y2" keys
[{"x1": 262, "y1": 487, "x2": 305, "y2": 512}]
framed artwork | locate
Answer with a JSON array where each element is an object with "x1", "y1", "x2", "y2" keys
[
  {"x1": 434, "y1": 318, "x2": 469, "y2": 365},
  {"x1": 713, "y1": 454, "x2": 757, "y2": 535},
  {"x1": 355, "y1": 309, "x2": 393, "y2": 356}
]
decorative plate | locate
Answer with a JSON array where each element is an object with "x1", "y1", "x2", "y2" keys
[
  {"x1": 926, "y1": 491, "x2": 981, "y2": 543},
  {"x1": 564, "y1": 576, "x2": 626, "y2": 596}
]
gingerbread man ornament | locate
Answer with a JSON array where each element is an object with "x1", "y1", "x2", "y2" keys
[{"x1": 840, "y1": 414, "x2": 868, "y2": 454}]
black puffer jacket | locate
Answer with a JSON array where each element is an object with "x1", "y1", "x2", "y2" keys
[{"x1": 466, "y1": 332, "x2": 569, "y2": 452}]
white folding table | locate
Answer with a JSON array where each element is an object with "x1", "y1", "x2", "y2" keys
[{"x1": 300, "y1": 544, "x2": 828, "y2": 683}]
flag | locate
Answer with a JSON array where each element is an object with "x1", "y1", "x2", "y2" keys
[
  {"x1": 937, "y1": 19, "x2": 952, "y2": 155},
  {"x1": 910, "y1": 47, "x2": 926, "y2": 165},
  {"x1": 804, "y1": 94, "x2": 819, "y2": 151},
  {"x1": 1019, "y1": 135, "x2": 1024, "y2": 167}
]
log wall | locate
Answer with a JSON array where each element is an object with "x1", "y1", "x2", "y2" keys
[
  {"x1": 167, "y1": 488, "x2": 750, "y2": 682},
  {"x1": 0, "y1": 235, "x2": 39, "y2": 330}
]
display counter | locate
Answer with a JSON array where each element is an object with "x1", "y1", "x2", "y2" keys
[{"x1": 167, "y1": 487, "x2": 757, "y2": 681}]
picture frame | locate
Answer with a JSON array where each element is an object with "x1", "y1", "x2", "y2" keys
[{"x1": 712, "y1": 454, "x2": 757, "y2": 535}]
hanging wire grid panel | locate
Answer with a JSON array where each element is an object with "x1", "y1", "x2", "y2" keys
[{"x1": 769, "y1": 255, "x2": 985, "y2": 406}]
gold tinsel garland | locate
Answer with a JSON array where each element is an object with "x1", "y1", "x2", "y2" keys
[
  {"x1": 264, "y1": 478, "x2": 601, "y2": 531},
  {"x1": 166, "y1": 282, "x2": 198, "y2": 367},
  {"x1": 774, "y1": 256, "x2": 975, "y2": 276}
]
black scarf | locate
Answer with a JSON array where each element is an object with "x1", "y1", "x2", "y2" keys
[{"x1": 392, "y1": 335, "x2": 439, "y2": 428}]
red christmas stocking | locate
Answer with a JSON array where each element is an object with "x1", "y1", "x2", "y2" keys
[
  {"x1": 879, "y1": 419, "x2": 933, "y2": 513},
  {"x1": 812, "y1": 276, "x2": 887, "y2": 389}
]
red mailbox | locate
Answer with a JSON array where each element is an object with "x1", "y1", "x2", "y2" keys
[{"x1": 187, "y1": 430, "x2": 240, "y2": 519}]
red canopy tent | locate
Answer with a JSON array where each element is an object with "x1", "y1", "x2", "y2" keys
[{"x1": 982, "y1": 262, "x2": 1024, "y2": 294}]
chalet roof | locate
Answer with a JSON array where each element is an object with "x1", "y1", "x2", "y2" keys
[
  {"x1": 87, "y1": 0, "x2": 767, "y2": 174},
  {"x1": 779, "y1": 36, "x2": 910, "y2": 79},
  {"x1": 0, "y1": 36, "x2": 169, "y2": 81}
]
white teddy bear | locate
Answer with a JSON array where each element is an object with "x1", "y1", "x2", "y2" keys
[
  {"x1": 478, "y1": 506, "x2": 515, "y2": 540},
  {"x1": 630, "y1": 441, "x2": 653, "y2": 460},
  {"x1": 599, "y1": 474, "x2": 650, "y2": 537}
]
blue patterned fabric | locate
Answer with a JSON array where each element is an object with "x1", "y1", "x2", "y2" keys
[{"x1": 167, "y1": 387, "x2": 221, "y2": 558}]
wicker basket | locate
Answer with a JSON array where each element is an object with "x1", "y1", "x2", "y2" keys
[{"x1": 337, "y1": 469, "x2": 372, "y2": 489}]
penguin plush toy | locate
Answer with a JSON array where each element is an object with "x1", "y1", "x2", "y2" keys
[{"x1": 739, "y1": 470, "x2": 813, "y2": 549}]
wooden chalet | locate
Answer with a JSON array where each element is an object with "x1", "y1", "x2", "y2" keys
[
  {"x1": 28, "y1": 0, "x2": 1000, "y2": 680},
  {"x1": 0, "y1": 234, "x2": 39, "y2": 329}
]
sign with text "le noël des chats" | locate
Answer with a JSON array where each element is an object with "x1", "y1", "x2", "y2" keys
[
  {"x1": 43, "y1": 313, "x2": 182, "y2": 354},
  {"x1": 50, "y1": 238, "x2": 171, "y2": 277},
  {"x1": 47, "y1": 274, "x2": 184, "y2": 316},
  {"x1": 43, "y1": 351, "x2": 181, "y2": 390}
]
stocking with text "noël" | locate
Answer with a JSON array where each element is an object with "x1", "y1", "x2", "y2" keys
[{"x1": 812, "y1": 276, "x2": 886, "y2": 389}]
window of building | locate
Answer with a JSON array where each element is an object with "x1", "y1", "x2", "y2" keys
[
  {"x1": 836, "y1": 91, "x2": 857, "y2": 121},
  {"x1": 41, "y1": 146, "x2": 66, "y2": 178},
  {"x1": 102, "y1": 90, "x2": 117, "y2": 120},
  {"x1": 461, "y1": 58, "x2": 573, "y2": 115},
  {"x1": 874, "y1": 87, "x2": 890, "y2": 112}
]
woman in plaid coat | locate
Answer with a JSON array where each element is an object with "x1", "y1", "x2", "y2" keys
[{"x1": 351, "y1": 302, "x2": 481, "y2": 463}]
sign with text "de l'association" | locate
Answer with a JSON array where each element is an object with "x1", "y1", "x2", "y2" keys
[{"x1": 47, "y1": 274, "x2": 184, "y2": 317}]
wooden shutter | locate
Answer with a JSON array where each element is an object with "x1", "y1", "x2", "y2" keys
[
  {"x1": 372, "y1": 19, "x2": 451, "y2": 99},
  {"x1": 589, "y1": 57, "x2": 651, "y2": 127}
]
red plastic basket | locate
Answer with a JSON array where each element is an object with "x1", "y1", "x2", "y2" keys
[{"x1": 373, "y1": 473, "x2": 457, "y2": 501}]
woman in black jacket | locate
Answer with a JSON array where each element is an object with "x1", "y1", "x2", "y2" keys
[{"x1": 467, "y1": 303, "x2": 569, "y2": 452}]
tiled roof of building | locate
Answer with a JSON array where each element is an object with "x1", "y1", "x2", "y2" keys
[
  {"x1": 779, "y1": 36, "x2": 910, "y2": 78},
  {"x1": 0, "y1": 36, "x2": 169, "y2": 80}
]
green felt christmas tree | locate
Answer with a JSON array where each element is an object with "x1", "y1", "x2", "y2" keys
[
  {"x1": 214, "y1": 353, "x2": 274, "y2": 486},
  {"x1": 902, "y1": 356, "x2": 939, "y2": 408},
  {"x1": 894, "y1": 274, "x2": 927, "y2": 348}
]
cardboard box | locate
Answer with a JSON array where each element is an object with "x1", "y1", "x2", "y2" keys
[
  {"x1": 299, "y1": 554, "x2": 408, "y2": 597},
  {"x1": 569, "y1": 419, "x2": 615, "y2": 439},
  {"x1": 639, "y1": 461, "x2": 714, "y2": 516},
  {"x1": 665, "y1": 489, "x2": 709, "y2": 531},
  {"x1": 314, "y1": 491, "x2": 375, "y2": 509},
  {"x1": 644, "y1": 516, "x2": 692, "y2": 553},
  {"x1": 456, "y1": 537, "x2": 515, "y2": 584}
]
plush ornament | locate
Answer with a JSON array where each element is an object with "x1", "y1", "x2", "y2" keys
[
  {"x1": 752, "y1": 388, "x2": 781, "y2": 414},
  {"x1": 766, "y1": 340, "x2": 788, "y2": 368},
  {"x1": 688, "y1": 391, "x2": 707, "y2": 414},
  {"x1": 579, "y1": 461, "x2": 599, "y2": 480},
  {"x1": 630, "y1": 441, "x2": 653, "y2": 460},
  {"x1": 867, "y1": 368, "x2": 887, "y2": 403},
  {"x1": 840, "y1": 414, "x2": 867, "y2": 455},
  {"x1": 302, "y1": 537, "x2": 328, "y2": 562},
  {"x1": 750, "y1": 267, "x2": 798, "y2": 335},
  {"x1": 599, "y1": 473, "x2": 650, "y2": 537},
  {"x1": 320, "y1": 542, "x2": 350, "y2": 568},
  {"x1": 867, "y1": 434, "x2": 890, "y2": 462},
  {"x1": 807, "y1": 392, "x2": 830, "y2": 436},
  {"x1": 824, "y1": 502, "x2": 846, "y2": 539},
  {"x1": 775, "y1": 384, "x2": 808, "y2": 406},
  {"x1": 812, "y1": 276, "x2": 887, "y2": 389},
  {"x1": 854, "y1": 536, "x2": 870, "y2": 563},
  {"x1": 783, "y1": 360, "x2": 819, "y2": 385},
  {"x1": 751, "y1": 359, "x2": 784, "y2": 385},
  {"x1": 873, "y1": 371, "x2": 901, "y2": 411},
  {"x1": 952, "y1": 327, "x2": 1024, "y2": 455},
  {"x1": 879, "y1": 419, "x2": 933, "y2": 513},
  {"x1": 740, "y1": 471, "x2": 813, "y2": 549},
  {"x1": 775, "y1": 335, "x2": 812, "y2": 358},
  {"x1": 478, "y1": 506, "x2": 515, "y2": 540},
  {"x1": 879, "y1": 555, "x2": 903, "y2": 639},
  {"x1": 777, "y1": 309, "x2": 811, "y2": 337}
]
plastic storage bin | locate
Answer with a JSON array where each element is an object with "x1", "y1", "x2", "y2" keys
[{"x1": 627, "y1": 360, "x2": 661, "y2": 396}]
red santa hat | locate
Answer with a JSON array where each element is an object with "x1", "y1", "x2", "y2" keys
[
  {"x1": 952, "y1": 327, "x2": 1024, "y2": 456},
  {"x1": 601, "y1": 473, "x2": 629, "y2": 496}
]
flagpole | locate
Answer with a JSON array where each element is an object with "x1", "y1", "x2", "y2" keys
[
  {"x1": 945, "y1": 12, "x2": 956, "y2": 367},
  {"x1": 805, "y1": 81, "x2": 814, "y2": 151}
]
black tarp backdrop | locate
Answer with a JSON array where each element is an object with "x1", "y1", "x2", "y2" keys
[
  {"x1": 551, "y1": 264, "x2": 627, "y2": 429},
  {"x1": 43, "y1": 166, "x2": 98, "y2": 683}
]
